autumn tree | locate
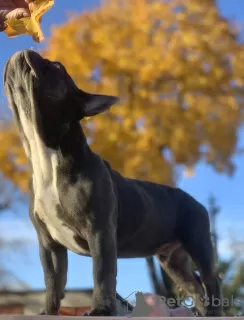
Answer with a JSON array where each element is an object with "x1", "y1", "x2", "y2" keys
[
  {"x1": 0, "y1": 122, "x2": 28, "y2": 192},
  {"x1": 214, "y1": 228, "x2": 244, "y2": 316},
  {"x1": 2, "y1": 0, "x2": 244, "y2": 190},
  {"x1": 43, "y1": 0, "x2": 244, "y2": 186}
]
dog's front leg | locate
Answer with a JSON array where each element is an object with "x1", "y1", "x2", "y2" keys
[
  {"x1": 86, "y1": 227, "x2": 117, "y2": 316},
  {"x1": 38, "y1": 236, "x2": 68, "y2": 315}
]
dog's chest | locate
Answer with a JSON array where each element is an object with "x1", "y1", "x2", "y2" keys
[
  {"x1": 31, "y1": 136, "x2": 89, "y2": 255},
  {"x1": 15, "y1": 102, "x2": 89, "y2": 255},
  {"x1": 35, "y1": 188, "x2": 88, "y2": 255}
]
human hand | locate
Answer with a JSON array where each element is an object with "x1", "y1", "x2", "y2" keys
[
  {"x1": 136, "y1": 293, "x2": 195, "y2": 317},
  {"x1": 170, "y1": 306, "x2": 195, "y2": 317},
  {"x1": 0, "y1": 0, "x2": 33, "y2": 31}
]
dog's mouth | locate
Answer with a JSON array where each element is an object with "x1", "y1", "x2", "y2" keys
[
  {"x1": 4, "y1": 50, "x2": 67, "y2": 100},
  {"x1": 24, "y1": 50, "x2": 65, "y2": 80},
  {"x1": 5, "y1": 49, "x2": 54, "y2": 83}
]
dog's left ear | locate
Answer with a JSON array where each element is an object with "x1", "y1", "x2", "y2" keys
[{"x1": 77, "y1": 90, "x2": 119, "y2": 118}]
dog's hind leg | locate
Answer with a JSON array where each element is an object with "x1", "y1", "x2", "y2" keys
[
  {"x1": 181, "y1": 236, "x2": 222, "y2": 316},
  {"x1": 156, "y1": 242, "x2": 206, "y2": 316},
  {"x1": 178, "y1": 206, "x2": 223, "y2": 317}
]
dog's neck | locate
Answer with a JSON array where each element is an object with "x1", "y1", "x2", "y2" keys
[
  {"x1": 58, "y1": 121, "x2": 91, "y2": 160},
  {"x1": 26, "y1": 121, "x2": 92, "y2": 195}
]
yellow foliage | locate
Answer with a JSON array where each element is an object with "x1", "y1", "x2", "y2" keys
[
  {"x1": 0, "y1": 124, "x2": 28, "y2": 192},
  {"x1": 42, "y1": 0, "x2": 244, "y2": 185},
  {"x1": 2, "y1": 0, "x2": 244, "y2": 191}
]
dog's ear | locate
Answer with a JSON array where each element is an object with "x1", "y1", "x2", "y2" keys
[{"x1": 76, "y1": 90, "x2": 119, "y2": 118}]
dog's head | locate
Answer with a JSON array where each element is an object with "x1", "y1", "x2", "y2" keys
[{"x1": 4, "y1": 49, "x2": 118, "y2": 150}]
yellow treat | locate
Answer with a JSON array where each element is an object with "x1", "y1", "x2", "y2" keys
[{"x1": 4, "y1": 0, "x2": 54, "y2": 43}]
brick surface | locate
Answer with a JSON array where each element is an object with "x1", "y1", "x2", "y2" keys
[
  {"x1": 0, "y1": 305, "x2": 23, "y2": 315},
  {"x1": 59, "y1": 307, "x2": 90, "y2": 316}
]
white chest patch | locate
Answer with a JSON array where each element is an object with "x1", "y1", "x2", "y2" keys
[{"x1": 17, "y1": 103, "x2": 87, "y2": 254}]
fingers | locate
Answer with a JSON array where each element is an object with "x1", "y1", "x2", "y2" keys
[
  {"x1": 0, "y1": 10, "x2": 10, "y2": 31},
  {"x1": 0, "y1": 0, "x2": 32, "y2": 32},
  {"x1": 137, "y1": 293, "x2": 195, "y2": 317},
  {"x1": 170, "y1": 306, "x2": 195, "y2": 317},
  {"x1": 5, "y1": 7, "x2": 30, "y2": 19},
  {"x1": 143, "y1": 293, "x2": 171, "y2": 317},
  {"x1": 0, "y1": 23, "x2": 5, "y2": 32}
]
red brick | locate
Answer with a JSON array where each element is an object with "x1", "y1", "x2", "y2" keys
[
  {"x1": 59, "y1": 307, "x2": 91, "y2": 316},
  {"x1": 0, "y1": 304, "x2": 23, "y2": 314}
]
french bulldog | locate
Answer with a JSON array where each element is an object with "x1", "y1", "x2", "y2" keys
[{"x1": 4, "y1": 50, "x2": 222, "y2": 317}]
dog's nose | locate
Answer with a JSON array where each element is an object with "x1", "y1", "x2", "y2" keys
[
  {"x1": 8, "y1": 50, "x2": 25, "y2": 67},
  {"x1": 3, "y1": 51, "x2": 25, "y2": 83},
  {"x1": 23, "y1": 49, "x2": 44, "y2": 79},
  {"x1": 24, "y1": 49, "x2": 42, "y2": 65},
  {"x1": 23, "y1": 49, "x2": 41, "y2": 62}
]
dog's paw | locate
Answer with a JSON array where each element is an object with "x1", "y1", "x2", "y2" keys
[
  {"x1": 83, "y1": 307, "x2": 116, "y2": 316},
  {"x1": 38, "y1": 310, "x2": 59, "y2": 316},
  {"x1": 38, "y1": 311, "x2": 46, "y2": 315}
]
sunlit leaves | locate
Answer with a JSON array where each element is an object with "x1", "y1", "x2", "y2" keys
[
  {"x1": 42, "y1": 0, "x2": 244, "y2": 184},
  {"x1": 0, "y1": 124, "x2": 28, "y2": 192},
  {"x1": 2, "y1": 0, "x2": 244, "y2": 192}
]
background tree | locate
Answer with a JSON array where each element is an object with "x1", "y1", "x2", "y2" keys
[
  {"x1": 209, "y1": 195, "x2": 220, "y2": 266},
  {"x1": 220, "y1": 237, "x2": 244, "y2": 316},
  {"x1": 44, "y1": 0, "x2": 244, "y2": 185},
  {"x1": 205, "y1": 197, "x2": 244, "y2": 316},
  {"x1": 2, "y1": 0, "x2": 244, "y2": 193},
  {"x1": 0, "y1": 121, "x2": 28, "y2": 192}
]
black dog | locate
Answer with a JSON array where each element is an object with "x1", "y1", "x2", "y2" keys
[{"x1": 4, "y1": 50, "x2": 222, "y2": 317}]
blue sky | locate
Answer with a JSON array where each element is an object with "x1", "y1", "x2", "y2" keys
[{"x1": 0, "y1": 0, "x2": 244, "y2": 299}]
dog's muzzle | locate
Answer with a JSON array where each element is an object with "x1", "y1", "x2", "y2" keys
[{"x1": 4, "y1": 49, "x2": 44, "y2": 84}]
